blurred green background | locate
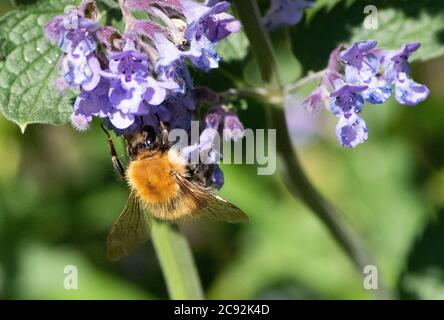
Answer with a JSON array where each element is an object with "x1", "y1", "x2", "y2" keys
[{"x1": 1, "y1": 0, "x2": 444, "y2": 300}]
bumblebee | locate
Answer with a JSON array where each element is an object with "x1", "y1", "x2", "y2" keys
[{"x1": 102, "y1": 123, "x2": 248, "y2": 260}]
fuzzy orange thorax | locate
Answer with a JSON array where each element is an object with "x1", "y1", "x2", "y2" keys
[{"x1": 126, "y1": 149, "x2": 187, "y2": 205}]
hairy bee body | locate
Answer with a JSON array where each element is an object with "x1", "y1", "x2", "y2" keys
[
  {"x1": 126, "y1": 148, "x2": 198, "y2": 220},
  {"x1": 105, "y1": 125, "x2": 248, "y2": 260}
]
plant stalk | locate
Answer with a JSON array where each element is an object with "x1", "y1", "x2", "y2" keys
[
  {"x1": 151, "y1": 220, "x2": 204, "y2": 300},
  {"x1": 233, "y1": 0, "x2": 281, "y2": 94}
]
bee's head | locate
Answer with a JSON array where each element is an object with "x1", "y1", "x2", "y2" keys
[{"x1": 125, "y1": 126, "x2": 161, "y2": 160}]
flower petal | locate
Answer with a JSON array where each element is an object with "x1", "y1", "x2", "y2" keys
[
  {"x1": 395, "y1": 74, "x2": 430, "y2": 106},
  {"x1": 108, "y1": 110, "x2": 135, "y2": 129},
  {"x1": 336, "y1": 114, "x2": 368, "y2": 148}
]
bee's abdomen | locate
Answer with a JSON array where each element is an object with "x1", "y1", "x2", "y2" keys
[
  {"x1": 126, "y1": 150, "x2": 194, "y2": 220},
  {"x1": 127, "y1": 153, "x2": 180, "y2": 204}
]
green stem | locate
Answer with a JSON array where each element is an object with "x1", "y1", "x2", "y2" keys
[
  {"x1": 233, "y1": 0, "x2": 281, "y2": 94},
  {"x1": 272, "y1": 107, "x2": 375, "y2": 271},
  {"x1": 234, "y1": 0, "x2": 391, "y2": 299},
  {"x1": 151, "y1": 220, "x2": 204, "y2": 300},
  {"x1": 285, "y1": 69, "x2": 327, "y2": 94}
]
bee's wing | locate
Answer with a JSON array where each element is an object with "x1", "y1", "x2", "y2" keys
[
  {"x1": 176, "y1": 174, "x2": 249, "y2": 224},
  {"x1": 106, "y1": 190, "x2": 152, "y2": 261}
]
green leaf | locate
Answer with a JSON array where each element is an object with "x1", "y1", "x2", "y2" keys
[
  {"x1": 217, "y1": 30, "x2": 249, "y2": 62},
  {"x1": 293, "y1": 0, "x2": 444, "y2": 72},
  {"x1": 244, "y1": 28, "x2": 302, "y2": 86},
  {"x1": 0, "y1": 0, "x2": 78, "y2": 132},
  {"x1": 349, "y1": 2, "x2": 444, "y2": 63}
]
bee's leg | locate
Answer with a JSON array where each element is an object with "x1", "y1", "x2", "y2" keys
[
  {"x1": 159, "y1": 121, "x2": 169, "y2": 150},
  {"x1": 101, "y1": 124, "x2": 126, "y2": 178}
]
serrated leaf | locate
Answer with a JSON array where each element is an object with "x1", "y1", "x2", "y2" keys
[
  {"x1": 217, "y1": 30, "x2": 249, "y2": 62},
  {"x1": 349, "y1": 3, "x2": 444, "y2": 63},
  {"x1": 0, "y1": 0, "x2": 79, "y2": 131}
]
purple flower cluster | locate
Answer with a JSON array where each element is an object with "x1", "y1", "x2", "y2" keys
[
  {"x1": 302, "y1": 40, "x2": 429, "y2": 148},
  {"x1": 44, "y1": 0, "x2": 244, "y2": 189}
]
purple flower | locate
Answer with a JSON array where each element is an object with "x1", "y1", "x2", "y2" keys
[
  {"x1": 158, "y1": 62, "x2": 193, "y2": 94},
  {"x1": 59, "y1": 26, "x2": 97, "y2": 55},
  {"x1": 394, "y1": 72, "x2": 430, "y2": 106},
  {"x1": 300, "y1": 40, "x2": 431, "y2": 148},
  {"x1": 152, "y1": 34, "x2": 193, "y2": 93},
  {"x1": 223, "y1": 113, "x2": 244, "y2": 141},
  {"x1": 45, "y1": 8, "x2": 101, "y2": 91},
  {"x1": 153, "y1": 32, "x2": 220, "y2": 74},
  {"x1": 336, "y1": 114, "x2": 368, "y2": 148},
  {"x1": 204, "y1": 105, "x2": 244, "y2": 141},
  {"x1": 44, "y1": 16, "x2": 65, "y2": 43},
  {"x1": 182, "y1": 127, "x2": 221, "y2": 165},
  {"x1": 363, "y1": 76, "x2": 392, "y2": 105},
  {"x1": 108, "y1": 77, "x2": 147, "y2": 114},
  {"x1": 204, "y1": 12, "x2": 241, "y2": 43},
  {"x1": 163, "y1": 0, "x2": 234, "y2": 72},
  {"x1": 109, "y1": 44, "x2": 150, "y2": 81},
  {"x1": 341, "y1": 40, "x2": 377, "y2": 70},
  {"x1": 181, "y1": 0, "x2": 240, "y2": 43},
  {"x1": 54, "y1": 8, "x2": 98, "y2": 55},
  {"x1": 383, "y1": 43, "x2": 429, "y2": 105},
  {"x1": 205, "y1": 106, "x2": 224, "y2": 129},
  {"x1": 106, "y1": 74, "x2": 168, "y2": 128},
  {"x1": 263, "y1": 0, "x2": 316, "y2": 31},
  {"x1": 104, "y1": 115, "x2": 153, "y2": 136},
  {"x1": 330, "y1": 84, "x2": 367, "y2": 118},
  {"x1": 187, "y1": 36, "x2": 220, "y2": 71},
  {"x1": 62, "y1": 53, "x2": 101, "y2": 91},
  {"x1": 383, "y1": 42, "x2": 420, "y2": 82},
  {"x1": 153, "y1": 33, "x2": 184, "y2": 68},
  {"x1": 341, "y1": 40, "x2": 392, "y2": 104},
  {"x1": 73, "y1": 78, "x2": 111, "y2": 119},
  {"x1": 302, "y1": 86, "x2": 329, "y2": 115},
  {"x1": 103, "y1": 41, "x2": 170, "y2": 129},
  {"x1": 72, "y1": 77, "x2": 154, "y2": 131}
]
